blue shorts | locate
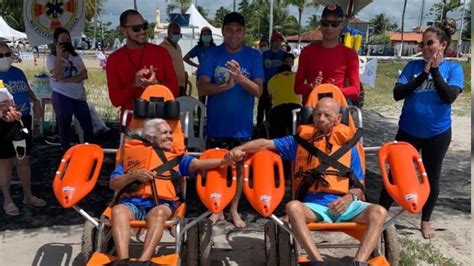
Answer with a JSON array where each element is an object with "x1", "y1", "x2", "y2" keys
[
  {"x1": 121, "y1": 200, "x2": 179, "y2": 221},
  {"x1": 305, "y1": 200, "x2": 370, "y2": 223}
]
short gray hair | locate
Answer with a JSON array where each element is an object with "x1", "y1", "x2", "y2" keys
[{"x1": 140, "y1": 118, "x2": 167, "y2": 143}]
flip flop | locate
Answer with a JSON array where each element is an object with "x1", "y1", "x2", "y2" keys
[
  {"x1": 3, "y1": 202, "x2": 20, "y2": 216},
  {"x1": 23, "y1": 196, "x2": 47, "y2": 207}
]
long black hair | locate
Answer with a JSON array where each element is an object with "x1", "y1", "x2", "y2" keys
[
  {"x1": 197, "y1": 27, "x2": 216, "y2": 47},
  {"x1": 50, "y1": 27, "x2": 78, "y2": 56}
]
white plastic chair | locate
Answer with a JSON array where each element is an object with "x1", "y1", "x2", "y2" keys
[{"x1": 175, "y1": 96, "x2": 206, "y2": 152}]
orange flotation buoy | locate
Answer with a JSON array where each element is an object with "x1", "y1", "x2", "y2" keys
[{"x1": 378, "y1": 141, "x2": 430, "y2": 213}]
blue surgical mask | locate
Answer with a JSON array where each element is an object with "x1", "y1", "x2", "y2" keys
[
  {"x1": 201, "y1": 35, "x2": 212, "y2": 43},
  {"x1": 170, "y1": 34, "x2": 182, "y2": 43}
]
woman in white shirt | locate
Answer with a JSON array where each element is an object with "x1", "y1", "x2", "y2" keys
[{"x1": 46, "y1": 28, "x2": 94, "y2": 150}]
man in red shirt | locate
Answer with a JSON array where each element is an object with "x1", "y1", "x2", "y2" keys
[
  {"x1": 106, "y1": 9, "x2": 179, "y2": 117},
  {"x1": 294, "y1": 4, "x2": 360, "y2": 104}
]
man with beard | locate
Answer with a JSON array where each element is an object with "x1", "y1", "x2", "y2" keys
[{"x1": 106, "y1": 9, "x2": 179, "y2": 119}]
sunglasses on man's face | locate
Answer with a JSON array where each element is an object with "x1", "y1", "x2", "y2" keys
[
  {"x1": 320, "y1": 20, "x2": 342, "y2": 28},
  {"x1": 0, "y1": 52, "x2": 12, "y2": 58},
  {"x1": 126, "y1": 21, "x2": 149, "y2": 33},
  {"x1": 420, "y1": 39, "x2": 435, "y2": 48}
]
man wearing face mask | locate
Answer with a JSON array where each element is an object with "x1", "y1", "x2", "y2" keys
[
  {"x1": 0, "y1": 41, "x2": 46, "y2": 216},
  {"x1": 106, "y1": 10, "x2": 179, "y2": 120},
  {"x1": 160, "y1": 23, "x2": 186, "y2": 96}
]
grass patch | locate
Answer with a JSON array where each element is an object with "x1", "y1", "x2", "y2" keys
[
  {"x1": 399, "y1": 237, "x2": 458, "y2": 266},
  {"x1": 364, "y1": 60, "x2": 471, "y2": 117}
]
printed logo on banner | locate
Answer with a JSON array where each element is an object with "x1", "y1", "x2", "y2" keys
[{"x1": 24, "y1": 0, "x2": 85, "y2": 46}]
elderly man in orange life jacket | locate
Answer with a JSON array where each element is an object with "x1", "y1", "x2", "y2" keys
[
  {"x1": 109, "y1": 118, "x2": 231, "y2": 262},
  {"x1": 230, "y1": 97, "x2": 387, "y2": 263}
]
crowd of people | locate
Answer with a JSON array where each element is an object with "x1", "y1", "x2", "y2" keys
[{"x1": 0, "y1": 3, "x2": 464, "y2": 264}]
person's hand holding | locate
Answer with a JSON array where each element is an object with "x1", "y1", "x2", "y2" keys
[
  {"x1": 131, "y1": 169, "x2": 156, "y2": 183},
  {"x1": 56, "y1": 43, "x2": 64, "y2": 57},
  {"x1": 1, "y1": 105, "x2": 22, "y2": 122},
  {"x1": 431, "y1": 49, "x2": 444, "y2": 68},
  {"x1": 230, "y1": 149, "x2": 246, "y2": 162},
  {"x1": 423, "y1": 56, "x2": 433, "y2": 73},
  {"x1": 225, "y1": 60, "x2": 243, "y2": 83},
  {"x1": 222, "y1": 152, "x2": 234, "y2": 166},
  {"x1": 328, "y1": 195, "x2": 352, "y2": 216},
  {"x1": 141, "y1": 65, "x2": 158, "y2": 87},
  {"x1": 134, "y1": 66, "x2": 158, "y2": 88},
  {"x1": 310, "y1": 71, "x2": 323, "y2": 88}
]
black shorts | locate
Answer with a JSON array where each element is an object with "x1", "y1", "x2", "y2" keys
[{"x1": 0, "y1": 115, "x2": 33, "y2": 159}]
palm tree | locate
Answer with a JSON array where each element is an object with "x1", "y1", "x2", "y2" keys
[
  {"x1": 167, "y1": 0, "x2": 192, "y2": 14},
  {"x1": 283, "y1": 0, "x2": 319, "y2": 48}
]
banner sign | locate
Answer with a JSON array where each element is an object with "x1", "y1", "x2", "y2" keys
[
  {"x1": 360, "y1": 58, "x2": 378, "y2": 89},
  {"x1": 23, "y1": 0, "x2": 85, "y2": 46}
]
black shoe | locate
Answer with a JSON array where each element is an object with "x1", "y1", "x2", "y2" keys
[{"x1": 45, "y1": 135, "x2": 61, "y2": 146}]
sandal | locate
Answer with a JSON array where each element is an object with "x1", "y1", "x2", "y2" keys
[
  {"x1": 4, "y1": 202, "x2": 20, "y2": 216},
  {"x1": 23, "y1": 196, "x2": 47, "y2": 207}
]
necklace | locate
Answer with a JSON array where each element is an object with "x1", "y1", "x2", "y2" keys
[{"x1": 126, "y1": 44, "x2": 146, "y2": 71}]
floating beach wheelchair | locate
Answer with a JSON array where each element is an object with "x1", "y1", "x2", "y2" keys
[
  {"x1": 245, "y1": 84, "x2": 431, "y2": 266},
  {"x1": 52, "y1": 85, "x2": 235, "y2": 265}
]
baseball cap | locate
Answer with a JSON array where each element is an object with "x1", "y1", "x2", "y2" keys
[
  {"x1": 321, "y1": 3, "x2": 344, "y2": 19},
  {"x1": 271, "y1": 31, "x2": 284, "y2": 42},
  {"x1": 223, "y1": 12, "x2": 245, "y2": 27}
]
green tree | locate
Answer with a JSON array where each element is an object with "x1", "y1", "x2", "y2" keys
[
  {"x1": 369, "y1": 13, "x2": 399, "y2": 35},
  {"x1": 166, "y1": 0, "x2": 192, "y2": 14},
  {"x1": 282, "y1": 0, "x2": 319, "y2": 48},
  {"x1": 212, "y1": 6, "x2": 231, "y2": 27},
  {"x1": 305, "y1": 14, "x2": 319, "y2": 31},
  {"x1": 196, "y1": 5, "x2": 210, "y2": 20},
  {"x1": 428, "y1": 0, "x2": 462, "y2": 23}
]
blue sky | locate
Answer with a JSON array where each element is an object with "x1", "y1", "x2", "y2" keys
[{"x1": 100, "y1": 0, "x2": 468, "y2": 31}]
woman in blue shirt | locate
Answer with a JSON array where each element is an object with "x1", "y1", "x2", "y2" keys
[
  {"x1": 183, "y1": 27, "x2": 216, "y2": 70},
  {"x1": 184, "y1": 27, "x2": 216, "y2": 103},
  {"x1": 378, "y1": 23, "x2": 463, "y2": 239}
]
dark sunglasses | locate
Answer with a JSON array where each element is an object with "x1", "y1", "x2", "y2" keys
[
  {"x1": 0, "y1": 52, "x2": 12, "y2": 58},
  {"x1": 320, "y1": 20, "x2": 342, "y2": 28},
  {"x1": 420, "y1": 39, "x2": 435, "y2": 48},
  {"x1": 125, "y1": 21, "x2": 149, "y2": 33}
]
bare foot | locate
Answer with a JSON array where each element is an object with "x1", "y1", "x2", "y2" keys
[
  {"x1": 421, "y1": 221, "x2": 435, "y2": 239},
  {"x1": 229, "y1": 211, "x2": 246, "y2": 228},
  {"x1": 209, "y1": 212, "x2": 225, "y2": 224}
]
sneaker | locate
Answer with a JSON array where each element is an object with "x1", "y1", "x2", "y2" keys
[{"x1": 45, "y1": 135, "x2": 61, "y2": 146}]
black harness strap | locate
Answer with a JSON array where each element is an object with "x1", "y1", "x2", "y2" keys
[
  {"x1": 294, "y1": 129, "x2": 363, "y2": 201},
  {"x1": 150, "y1": 147, "x2": 182, "y2": 205}
]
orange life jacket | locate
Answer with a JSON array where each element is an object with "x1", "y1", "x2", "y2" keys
[
  {"x1": 294, "y1": 124, "x2": 354, "y2": 196},
  {"x1": 121, "y1": 140, "x2": 183, "y2": 201}
]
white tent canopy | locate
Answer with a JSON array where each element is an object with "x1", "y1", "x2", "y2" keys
[
  {"x1": 0, "y1": 16, "x2": 27, "y2": 41},
  {"x1": 156, "y1": 3, "x2": 223, "y2": 41},
  {"x1": 185, "y1": 3, "x2": 222, "y2": 39}
]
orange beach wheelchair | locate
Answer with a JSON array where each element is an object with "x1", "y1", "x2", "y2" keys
[
  {"x1": 52, "y1": 85, "x2": 237, "y2": 265},
  {"x1": 242, "y1": 84, "x2": 431, "y2": 265}
]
